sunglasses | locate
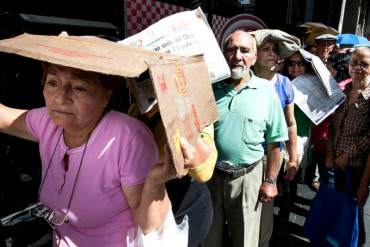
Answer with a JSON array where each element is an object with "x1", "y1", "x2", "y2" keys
[{"x1": 287, "y1": 60, "x2": 305, "y2": 67}]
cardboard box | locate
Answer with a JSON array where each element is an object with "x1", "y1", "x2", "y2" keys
[{"x1": 0, "y1": 33, "x2": 219, "y2": 174}]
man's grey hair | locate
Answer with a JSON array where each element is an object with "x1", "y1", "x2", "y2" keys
[{"x1": 223, "y1": 30, "x2": 257, "y2": 54}]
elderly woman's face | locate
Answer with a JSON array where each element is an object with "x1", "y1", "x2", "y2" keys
[
  {"x1": 349, "y1": 48, "x2": 370, "y2": 82},
  {"x1": 43, "y1": 64, "x2": 112, "y2": 131},
  {"x1": 256, "y1": 41, "x2": 278, "y2": 70}
]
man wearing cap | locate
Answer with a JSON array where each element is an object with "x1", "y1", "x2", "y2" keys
[
  {"x1": 251, "y1": 29, "x2": 300, "y2": 247},
  {"x1": 308, "y1": 33, "x2": 337, "y2": 193},
  {"x1": 315, "y1": 33, "x2": 337, "y2": 63},
  {"x1": 203, "y1": 30, "x2": 288, "y2": 247}
]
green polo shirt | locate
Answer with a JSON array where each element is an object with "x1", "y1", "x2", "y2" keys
[{"x1": 213, "y1": 74, "x2": 288, "y2": 167}]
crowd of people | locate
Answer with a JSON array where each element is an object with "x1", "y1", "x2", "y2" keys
[{"x1": 0, "y1": 22, "x2": 370, "y2": 247}]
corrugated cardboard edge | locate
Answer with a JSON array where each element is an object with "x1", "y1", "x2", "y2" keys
[
  {"x1": 146, "y1": 55, "x2": 219, "y2": 174},
  {"x1": 0, "y1": 33, "x2": 182, "y2": 78}
]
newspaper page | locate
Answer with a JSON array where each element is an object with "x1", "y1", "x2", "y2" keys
[
  {"x1": 119, "y1": 7, "x2": 230, "y2": 84},
  {"x1": 292, "y1": 74, "x2": 346, "y2": 125},
  {"x1": 126, "y1": 72, "x2": 157, "y2": 114},
  {"x1": 298, "y1": 49, "x2": 338, "y2": 96}
]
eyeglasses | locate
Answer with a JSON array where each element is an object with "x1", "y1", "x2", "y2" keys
[
  {"x1": 349, "y1": 60, "x2": 370, "y2": 68},
  {"x1": 31, "y1": 203, "x2": 69, "y2": 228},
  {"x1": 287, "y1": 60, "x2": 305, "y2": 67}
]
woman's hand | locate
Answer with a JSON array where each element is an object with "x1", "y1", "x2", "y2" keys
[
  {"x1": 334, "y1": 153, "x2": 348, "y2": 170},
  {"x1": 325, "y1": 151, "x2": 334, "y2": 168},
  {"x1": 147, "y1": 145, "x2": 179, "y2": 185},
  {"x1": 180, "y1": 137, "x2": 212, "y2": 169}
]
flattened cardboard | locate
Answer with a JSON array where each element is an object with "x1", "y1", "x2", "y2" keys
[
  {"x1": 148, "y1": 56, "x2": 218, "y2": 172},
  {"x1": 0, "y1": 33, "x2": 218, "y2": 174},
  {"x1": 0, "y1": 33, "x2": 179, "y2": 78}
]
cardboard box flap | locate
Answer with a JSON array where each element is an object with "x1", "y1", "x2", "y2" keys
[
  {"x1": 147, "y1": 55, "x2": 218, "y2": 173},
  {"x1": 0, "y1": 33, "x2": 181, "y2": 78}
]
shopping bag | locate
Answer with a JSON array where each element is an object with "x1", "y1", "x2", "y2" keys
[
  {"x1": 126, "y1": 208, "x2": 188, "y2": 247},
  {"x1": 304, "y1": 179, "x2": 358, "y2": 247}
]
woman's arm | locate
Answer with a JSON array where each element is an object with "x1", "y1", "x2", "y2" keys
[
  {"x1": 185, "y1": 124, "x2": 217, "y2": 183},
  {"x1": 123, "y1": 177, "x2": 171, "y2": 234},
  {"x1": 0, "y1": 104, "x2": 36, "y2": 141},
  {"x1": 122, "y1": 127, "x2": 217, "y2": 233},
  {"x1": 284, "y1": 103, "x2": 298, "y2": 180}
]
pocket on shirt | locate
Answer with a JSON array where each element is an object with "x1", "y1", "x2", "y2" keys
[{"x1": 242, "y1": 117, "x2": 266, "y2": 145}]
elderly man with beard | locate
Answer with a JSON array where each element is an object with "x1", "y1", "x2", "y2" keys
[{"x1": 203, "y1": 30, "x2": 288, "y2": 247}]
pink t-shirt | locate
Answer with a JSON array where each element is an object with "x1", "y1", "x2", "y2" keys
[{"x1": 26, "y1": 107, "x2": 158, "y2": 247}]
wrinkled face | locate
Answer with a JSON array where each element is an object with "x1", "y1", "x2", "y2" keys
[
  {"x1": 316, "y1": 40, "x2": 335, "y2": 62},
  {"x1": 223, "y1": 31, "x2": 257, "y2": 80},
  {"x1": 256, "y1": 40, "x2": 279, "y2": 70},
  {"x1": 43, "y1": 64, "x2": 112, "y2": 132},
  {"x1": 306, "y1": 46, "x2": 317, "y2": 56},
  {"x1": 349, "y1": 48, "x2": 370, "y2": 81},
  {"x1": 287, "y1": 53, "x2": 306, "y2": 78}
]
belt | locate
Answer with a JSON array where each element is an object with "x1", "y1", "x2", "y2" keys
[{"x1": 215, "y1": 160, "x2": 260, "y2": 178}]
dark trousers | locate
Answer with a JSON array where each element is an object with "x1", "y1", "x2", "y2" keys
[
  {"x1": 358, "y1": 207, "x2": 366, "y2": 247},
  {"x1": 309, "y1": 151, "x2": 326, "y2": 183},
  {"x1": 174, "y1": 181, "x2": 213, "y2": 247}
]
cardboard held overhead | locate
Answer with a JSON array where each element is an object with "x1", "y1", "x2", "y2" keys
[
  {"x1": 0, "y1": 33, "x2": 219, "y2": 174},
  {"x1": 0, "y1": 33, "x2": 180, "y2": 78}
]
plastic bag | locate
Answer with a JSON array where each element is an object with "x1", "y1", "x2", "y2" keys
[{"x1": 127, "y1": 208, "x2": 188, "y2": 247}]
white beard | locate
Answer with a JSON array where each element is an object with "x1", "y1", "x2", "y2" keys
[{"x1": 230, "y1": 67, "x2": 247, "y2": 80}]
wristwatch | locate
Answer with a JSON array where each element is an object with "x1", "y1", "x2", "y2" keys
[{"x1": 263, "y1": 177, "x2": 277, "y2": 185}]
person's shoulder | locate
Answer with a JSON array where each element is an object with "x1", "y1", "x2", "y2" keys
[
  {"x1": 278, "y1": 73, "x2": 292, "y2": 83},
  {"x1": 104, "y1": 110, "x2": 152, "y2": 136},
  {"x1": 27, "y1": 106, "x2": 53, "y2": 125},
  {"x1": 251, "y1": 74, "x2": 275, "y2": 91},
  {"x1": 28, "y1": 106, "x2": 47, "y2": 116}
]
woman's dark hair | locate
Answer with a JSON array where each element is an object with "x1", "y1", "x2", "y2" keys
[
  {"x1": 40, "y1": 62, "x2": 126, "y2": 110},
  {"x1": 41, "y1": 62, "x2": 120, "y2": 91},
  {"x1": 327, "y1": 52, "x2": 351, "y2": 82}
]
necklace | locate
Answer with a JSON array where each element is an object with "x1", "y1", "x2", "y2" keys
[{"x1": 38, "y1": 129, "x2": 92, "y2": 219}]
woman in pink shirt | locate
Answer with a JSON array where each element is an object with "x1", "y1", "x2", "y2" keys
[{"x1": 0, "y1": 62, "x2": 199, "y2": 247}]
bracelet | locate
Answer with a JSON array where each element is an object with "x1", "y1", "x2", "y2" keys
[{"x1": 263, "y1": 177, "x2": 277, "y2": 185}]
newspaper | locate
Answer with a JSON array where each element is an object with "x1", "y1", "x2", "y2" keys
[
  {"x1": 299, "y1": 49, "x2": 336, "y2": 96},
  {"x1": 119, "y1": 7, "x2": 230, "y2": 84},
  {"x1": 292, "y1": 74, "x2": 346, "y2": 125},
  {"x1": 126, "y1": 72, "x2": 157, "y2": 114}
]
